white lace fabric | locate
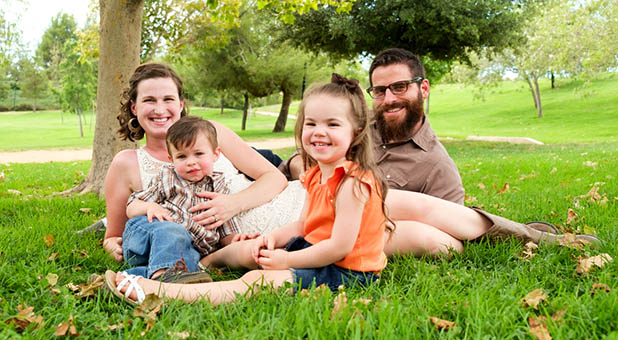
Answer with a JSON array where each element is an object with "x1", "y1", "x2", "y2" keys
[{"x1": 136, "y1": 147, "x2": 305, "y2": 234}]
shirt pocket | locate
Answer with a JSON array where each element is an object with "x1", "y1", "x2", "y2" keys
[{"x1": 383, "y1": 169, "x2": 412, "y2": 190}]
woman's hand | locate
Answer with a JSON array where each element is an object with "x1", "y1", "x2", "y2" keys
[
  {"x1": 190, "y1": 191, "x2": 240, "y2": 230},
  {"x1": 103, "y1": 237, "x2": 124, "y2": 262}
]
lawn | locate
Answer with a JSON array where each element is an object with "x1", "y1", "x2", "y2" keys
[{"x1": 0, "y1": 76, "x2": 617, "y2": 338}]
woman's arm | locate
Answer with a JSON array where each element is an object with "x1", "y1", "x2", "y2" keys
[
  {"x1": 103, "y1": 150, "x2": 140, "y2": 262},
  {"x1": 258, "y1": 179, "x2": 368, "y2": 270},
  {"x1": 190, "y1": 121, "x2": 288, "y2": 228}
]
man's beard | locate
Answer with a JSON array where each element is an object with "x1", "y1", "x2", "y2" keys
[{"x1": 375, "y1": 94, "x2": 424, "y2": 142}]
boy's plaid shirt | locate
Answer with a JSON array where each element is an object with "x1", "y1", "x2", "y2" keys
[{"x1": 128, "y1": 164, "x2": 240, "y2": 256}]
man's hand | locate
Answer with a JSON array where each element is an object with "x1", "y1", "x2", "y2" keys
[{"x1": 103, "y1": 237, "x2": 123, "y2": 262}]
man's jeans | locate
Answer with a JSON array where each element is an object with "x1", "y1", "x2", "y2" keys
[{"x1": 122, "y1": 216, "x2": 200, "y2": 278}]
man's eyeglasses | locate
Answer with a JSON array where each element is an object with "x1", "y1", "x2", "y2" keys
[{"x1": 366, "y1": 76, "x2": 424, "y2": 99}]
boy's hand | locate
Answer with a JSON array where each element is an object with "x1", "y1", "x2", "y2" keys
[
  {"x1": 257, "y1": 249, "x2": 291, "y2": 270},
  {"x1": 146, "y1": 203, "x2": 171, "y2": 223}
]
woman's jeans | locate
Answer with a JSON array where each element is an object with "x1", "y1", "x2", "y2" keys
[{"x1": 122, "y1": 216, "x2": 200, "y2": 278}]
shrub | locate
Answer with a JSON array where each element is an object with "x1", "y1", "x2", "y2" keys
[
  {"x1": 0, "y1": 105, "x2": 9, "y2": 112},
  {"x1": 12, "y1": 103, "x2": 34, "y2": 111}
]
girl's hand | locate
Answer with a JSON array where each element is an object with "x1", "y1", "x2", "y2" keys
[
  {"x1": 232, "y1": 232, "x2": 261, "y2": 243},
  {"x1": 251, "y1": 236, "x2": 266, "y2": 263},
  {"x1": 257, "y1": 249, "x2": 291, "y2": 270},
  {"x1": 190, "y1": 191, "x2": 240, "y2": 230},
  {"x1": 103, "y1": 237, "x2": 124, "y2": 262},
  {"x1": 146, "y1": 203, "x2": 171, "y2": 223}
]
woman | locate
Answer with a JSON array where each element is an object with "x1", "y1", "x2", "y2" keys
[{"x1": 102, "y1": 63, "x2": 304, "y2": 279}]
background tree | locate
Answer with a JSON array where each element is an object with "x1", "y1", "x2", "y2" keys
[
  {"x1": 17, "y1": 57, "x2": 48, "y2": 111},
  {"x1": 58, "y1": 40, "x2": 97, "y2": 137},
  {"x1": 35, "y1": 13, "x2": 78, "y2": 108},
  {"x1": 283, "y1": 0, "x2": 537, "y2": 79}
]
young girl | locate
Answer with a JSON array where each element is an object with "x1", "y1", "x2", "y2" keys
[{"x1": 105, "y1": 73, "x2": 393, "y2": 305}]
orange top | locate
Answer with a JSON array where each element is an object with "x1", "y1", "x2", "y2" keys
[{"x1": 300, "y1": 161, "x2": 387, "y2": 273}]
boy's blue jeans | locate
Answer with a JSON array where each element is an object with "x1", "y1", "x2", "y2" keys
[{"x1": 122, "y1": 216, "x2": 200, "y2": 278}]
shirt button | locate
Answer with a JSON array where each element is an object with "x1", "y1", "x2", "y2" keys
[
  {"x1": 382, "y1": 145, "x2": 386, "y2": 149},
  {"x1": 386, "y1": 175, "x2": 391, "y2": 179}
]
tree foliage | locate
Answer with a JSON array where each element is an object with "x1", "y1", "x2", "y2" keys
[
  {"x1": 283, "y1": 0, "x2": 536, "y2": 66},
  {"x1": 35, "y1": 13, "x2": 77, "y2": 68},
  {"x1": 17, "y1": 57, "x2": 48, "y2": 111}
]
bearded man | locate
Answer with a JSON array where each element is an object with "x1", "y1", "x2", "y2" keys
[
  {"x1": 280, "y1": 48, "x2": 464, "y2": 204},
  {"x1": 367, "y1": 48, "x2": 464, "y2": 204}
]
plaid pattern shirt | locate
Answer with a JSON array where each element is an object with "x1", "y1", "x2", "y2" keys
[{"x1": 128, "y1": 164, "x2": 240, "y2": 256}]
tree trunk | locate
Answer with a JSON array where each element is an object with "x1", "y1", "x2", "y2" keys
[
  {"x1": 220, "y1": 97, "x2": 224, "y2": 115},
  {"x1": 425, "y1": 92, "x2": 430, "y2": 115},
  {"x1": 525, "y1": 76, "x2": 538, "y2": 109},
  {"x1": 533, "y1": 77, "x2": 543, "y2": 118},
  {"x1": 77, "y1": 108, "x2": 84, "y2": 138},
  {"x1": 273, "y1": 89, "x2": 292, "y2": 132},
  {"x1": 66, "y1": 0, "x2": 143, "y2": 196},
  {"x1": 550, "y1": 70, "x2": 555, "y2": 89},
  {"x1": 241, "y1": 92, "x2": 249, "y2": 131}
]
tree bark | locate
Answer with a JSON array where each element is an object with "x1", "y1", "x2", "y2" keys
[
  {"x1": 220, "y1": 96, "x2": 224, "y2": 115},
  {"x1": 273, "y1": 89, "x2": 292, "y2": 132},
  {"x1": 241, "y1": 92, "x2": 249, "y2": 131},
  {"x1": 77, "y1": 108, "x2": 84, "y2": 138},
  {"x1": 66, "y1": 0, "x2": 143, "y2": 196},
  {"x1": 525, "y1": 76, "x2": 538, "y2": 109},
  {"x1": 425, "y1": 92, "x2": 430, "y2": 115},
  {"x1": 533, "y1": 77, "x2": 543, "y2": 118}
]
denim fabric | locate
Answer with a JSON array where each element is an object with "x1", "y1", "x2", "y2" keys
[
  {"x1": 122, "y1": 215, "x2": 200, "y2": 278},
  {"x1": 254, "y1": 148, "x2": 283, "y2": 167},
  {"x1": 285, "y1": 237, "x2": 379, "y2": 293}
]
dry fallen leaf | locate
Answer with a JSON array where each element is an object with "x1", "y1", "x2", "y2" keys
[
  {"x1": 429, "y1": 316, "x2": 455, "y2": 331},
  {"x1": 566, "y1": 209, "x2": 577, "y2": 225},
  {"x1": 73, "y1": 249, "x2": 89, "y2": 258},
  {"x1": 46, "y1": 273, "x2": 59, "y2": 287},
  {"x1": 576, "y1": 254, "x2": 613, "y2": 274},
  {"x1": 76, "y1": 273, "x2": 105, "y2": 298},
  {"x1": 330, "y1": 291, "x2": 348, "y2": 320},
  {"x1": 44, "y1": 234, "x2": 55, "y2": 247},
  {"x1": 134, "y1": 294, "x2": 164, "y2": 326},
  {"x1": 8, "y1": 189, "x2": 22, "y2": 195},
  {"x1": 519, "y1": 242, "x2": 538, "y2": 261},
  {"x1": 550, "y1": 168, "x2": 557, "y2": 174},
  {"x1": 168, "y1": 331, "x2": 192, "y2": 339},
  {"x1": 79, "y1": 208, "x2": 92, "y2": 214},
  {"x1": 528, "y1": 316, "x2": 552, "y2": 340},
  {"x1": 497, "y1": 183, "x2": 510, "y2": 194},
  {"x1": 6, "y1": 304, "x2": 44, "y2": 332},
  {"x1": 590, "y1": 283, "x2": 611, "y2": 295},
  {"x1": 583, "y1": 161, "x2": 597, "y2": 167},
  {"x1": 521, "y1": 289, "x2": 547, "y2": 310},
  {"x1": 101, "y1": 323, "x2": 125, "y2": 331},
  {"x1": 478, "y1": 182, "x2": 486, "y2": 190},
  {"x1": 558, "y1": 233, "x2": 590, "y2": 250},
  {"x1": 48, "y1": 253, "x2": 59, "y2": 262},
  {"x1": 55, "y1": 315, "x2": 78, "y2": 337}
]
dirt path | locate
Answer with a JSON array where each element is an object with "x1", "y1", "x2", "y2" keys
[{"x1": 0, "y1": 137, "x2": 296, "y2": 164}]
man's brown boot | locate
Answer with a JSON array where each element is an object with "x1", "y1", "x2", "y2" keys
[{"x1": 471, "y1": 208, "x2": 600, "y2": 246}]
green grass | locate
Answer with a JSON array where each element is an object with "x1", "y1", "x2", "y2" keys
[{"x1": 1, "y1": 141, "x2": 616, "y2": 338}]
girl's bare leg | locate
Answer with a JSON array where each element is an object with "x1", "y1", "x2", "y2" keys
[
  {"x1": 115, "y1": 270, "x2": 293, "y2": 305},
  {"x1": 385, "y1": 220, "x2": 464, "y2": 257},
  {"x1": 200, "y1": 240, "x2": 258, "y2": 270},
  {"x1": 385, "y1": 189, "x2": 491, "y2": 240}
]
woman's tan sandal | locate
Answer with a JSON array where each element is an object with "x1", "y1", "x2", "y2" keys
[{"x1": 105, "y1": 270, "x2": 144, "y2": 305}]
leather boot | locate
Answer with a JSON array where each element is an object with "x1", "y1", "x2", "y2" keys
[{"x1": 471, "y1": 208, "x2": 600, "y2": 246}]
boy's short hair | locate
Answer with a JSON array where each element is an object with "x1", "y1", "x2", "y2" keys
[{"x1": 166, "y1": 116, "x2": 218, "y2": 156}]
